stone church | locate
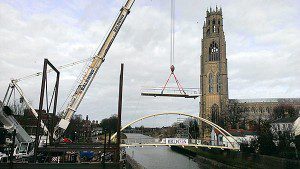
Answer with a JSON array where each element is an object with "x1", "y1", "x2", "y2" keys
[{"x1": 199, "y1": 7, "x2": 300, "y2": 139}]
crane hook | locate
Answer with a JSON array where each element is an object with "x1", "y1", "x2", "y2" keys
[{"x1": 170, "y1": 65, "x2": 175, "y2": 73}]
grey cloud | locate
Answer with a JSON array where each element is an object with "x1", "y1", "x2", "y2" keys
[{"x1": 0, "y1": 0, "x2": 299, "y2": 127}]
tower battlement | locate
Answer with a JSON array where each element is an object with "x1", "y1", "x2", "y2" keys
[{"x1": 206, "y1": 6, "x2": 222, "y2": 16}]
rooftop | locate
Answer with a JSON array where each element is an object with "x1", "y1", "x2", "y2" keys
[
  {"x1": 271, "y1": 117, "x2": 298, "y2": 124},
  {"x1": 230, "y1": 98, "x2": 300, "y2": 104}
]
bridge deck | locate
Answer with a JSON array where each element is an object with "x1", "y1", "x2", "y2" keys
[
  {"x1": 121, "y1": 143, "x2": 239, "y2": 150},
  {"x1": 141, "y1": 92, "x2": 199, "y2": 98},
  {"x1": 141, "y1": 87, "x2": 200, "y2": 98}
]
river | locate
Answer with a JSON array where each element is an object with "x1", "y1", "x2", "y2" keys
[{"x1": 125, "y1": 133, "x2": 200, "y2": 169}]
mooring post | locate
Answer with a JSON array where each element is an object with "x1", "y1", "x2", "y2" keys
[
  {"x1": 9, "y1": 129, "x2": 16, "y2": 169},
  {"x1": 116, "y1": 63, "x2": 124, "y2": 166}
]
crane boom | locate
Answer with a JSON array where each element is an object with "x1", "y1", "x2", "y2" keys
[
  {"x1": 54, "y1": 0, "x2": 135, "y2": 139},
  {"x1": 12, "y1": 82, "x2": 49, "y2": 134},
  {"x1": 0, "y1": 101, "x2": 33, "y2": 144}
]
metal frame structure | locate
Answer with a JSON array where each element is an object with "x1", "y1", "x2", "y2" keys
[
  {"x1": 111, "y1": 112, "x2": 239, "y2": 149},
  {"x1": 140, "y1": 66, "x2": 200, "y2": 98},
  {"x1": 34, "y1": 58, "x2": 60, "y2": 162},
  {"x1": 141, "y1": 87, "x2": 200, "y2": 98}
]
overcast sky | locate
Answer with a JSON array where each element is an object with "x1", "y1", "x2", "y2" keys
[{"x1": 0, "y1": 0, "x2": 299, "y2": 127}]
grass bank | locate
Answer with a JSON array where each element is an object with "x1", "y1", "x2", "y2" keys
[{"x1": 171, "y1": 146, "x2": 300, "y2": 169}]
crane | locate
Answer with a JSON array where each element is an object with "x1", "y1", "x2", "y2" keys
[
  {"x1": 0, "y1": 100, "x2": 34, "y2": 158},
  {"x1": 0, "y1": 0, "x2": 135, "y2": 159},
  {"x1": 0, "y1": 83, "x2": 50, "y2": 158},
  {"x1": 54, "y1": 0, "x2": 135, "y2": 140}
]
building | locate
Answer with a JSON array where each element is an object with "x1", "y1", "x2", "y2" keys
[
  {"x1": 200, "y1": 7, "x2": 229, "y2": 139},
  {"x1": 199, "y1": 7, "x2": 300, "y2": 139},
  {"x1": 211, "y1": 128, "x2": 257, "y2": 149},
  {"x1": 271, "y1": 117, "x2": 298, "y2": 136},
  {"x1": 229, "y1": 98, "x2": 300, "y2": 130}
]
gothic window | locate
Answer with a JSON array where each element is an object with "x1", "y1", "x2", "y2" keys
[
  {"x1": 259, "y1": 107, "x2": 263, "y2": 113},
  {"x1": 212, "y1": 19, "x2": 215, "y2": 25},
  {"x1": 266, "y1": 107, "x2": 270, "y2": 114},
  {"x1": 211, "y1": 104, "x2": 219, "y2": 124},
  {"x1": 209, "y1": 41, "x2": 220, "y2": 61},
  {"x1": 213, "y1": 25, "x2": 216, "y2": 33},
  {"x1": 208, "y1": 20, "x2": 210, "y2": 25},
  {"x1": 209, "y1": 73, "x2": 213, "y2": 93},
  {"x1": 217, "y1": 74, "x2": 221, "y2": 93},
  {"x1": 251, "y1": 107, "x2": 256, "y2": 114},
  {"x1": 207, "y1": 29, "x2": 210, "y2": 36},
  {"x1": 218, "y1": 19, "x2": 220, "y2": 25}
]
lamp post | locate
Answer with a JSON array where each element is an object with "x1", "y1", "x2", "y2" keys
[{"x1": 74, "y1": 131, "x2": 77, "y2": 143}]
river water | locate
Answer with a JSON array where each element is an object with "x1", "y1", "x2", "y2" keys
[{"x1": 125, "y1": 133, "x2": 200, "y2": 169}]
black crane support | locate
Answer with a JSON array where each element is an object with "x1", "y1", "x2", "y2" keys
[
  {"x1": 116, "y1": 63, "x2": 124, "y2": 165},
  {"x1": 34, "y1": 59, "x2": 60, "y2": 163}
]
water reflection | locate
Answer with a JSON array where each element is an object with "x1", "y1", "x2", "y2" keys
[{"x1": 125, "y1": 133, "x2": 200, "y2": 169}]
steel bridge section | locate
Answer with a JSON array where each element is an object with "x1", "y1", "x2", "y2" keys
[
  {"x1": 120, "y1": 143, "x2": 239, "y2": 150},
  {"x1": 111, "y1": 112, "x2": 239, "y2": 149}
]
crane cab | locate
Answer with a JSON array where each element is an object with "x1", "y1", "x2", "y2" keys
[{"x1": 14, "y1": 142, "x2": 34, "y2": 159}]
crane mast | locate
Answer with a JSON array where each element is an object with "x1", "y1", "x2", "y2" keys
[{"x1": 54, "y1": 0, "x2": 135, "y2": 139}]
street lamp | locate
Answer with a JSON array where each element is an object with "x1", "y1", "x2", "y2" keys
[{"x1": 74, "y1": 132, "x2": 77, "y2": 142}]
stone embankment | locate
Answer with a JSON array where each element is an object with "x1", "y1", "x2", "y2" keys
[
  {"x1": 170, "y1": 146, "x2": 235, "y2": 169},
  {"x1": 125, "y1": 154, "x2": 146, "y2": 169}
]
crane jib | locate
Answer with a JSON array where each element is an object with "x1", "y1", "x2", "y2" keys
[
  {"x1": 113, "y1": 14, "x2": 125, "y2": 32},
  {"x1": 80, "y1": 69, "x2": 95, "y2": 91},
  {"x1": 54, "y1": 0, "x2": 135, "y2": 140}
]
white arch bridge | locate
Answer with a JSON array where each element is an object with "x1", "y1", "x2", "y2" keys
[{"x1": 111, "y1": 112, "x2": 240, "y2": 150}]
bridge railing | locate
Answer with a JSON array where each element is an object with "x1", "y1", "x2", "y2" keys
[
  {"x1": 122, "y1": 138, "x2": 240, "y2": 149},
  {"x1": 140, "y1": 87, "x2": 200, "y2": 98}
]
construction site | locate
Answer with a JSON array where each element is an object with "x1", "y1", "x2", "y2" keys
[
  {"x1": 0, "y1": 0, "x2": 203, "y2": 168},
  {"x1": 1, "y1": 0, "x2": 300, "y2": 169},
  {"x1": 0, "y1": 0, "x2": 139, "y2": 168}
]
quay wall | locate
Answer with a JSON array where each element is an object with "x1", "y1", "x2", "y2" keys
[
  {"x1": 170, "y1": 146, "x2": 235, "y2": 169},
  {"x1": 0, "y1": 163, "x2": 118, "y2": 169},
  {"x1": 125, "y1": 154, "x2": 146, "y2": 169}
]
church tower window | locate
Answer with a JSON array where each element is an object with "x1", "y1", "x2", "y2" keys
[
  {"x1": 209, "y1": 73, "x2": 214, "y2": 93},
  {"x1": 217, "y1": 73, "x2": 221, "y2": 93},
  {"x1": 211, "y1": 104, "x2": 219, "y2": 123},
  {"x1": 209, "y1": 41, "x2": 219, "y2": 61},
  {"x1": 207, "y1": 29, "x2": 210, "y2": 36}
]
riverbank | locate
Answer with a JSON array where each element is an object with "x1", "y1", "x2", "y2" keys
[
  {"x1": 170, "y1": 146, "x2": 235, "y2": 169},
  {"x1": 125, "y1": 154, "x2": 145, "y2": 169},
  {"x1": 171, "y1": 146, "x2": 300, "y2": 169}
]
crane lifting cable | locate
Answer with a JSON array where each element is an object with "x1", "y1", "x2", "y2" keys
[{"x1": 141, "y1": 0, "x2": 199, "y2": 98}]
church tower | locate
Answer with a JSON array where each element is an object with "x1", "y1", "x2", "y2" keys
[{"x1": 200, "y1": 7, "x2": 228, "y2": 139}]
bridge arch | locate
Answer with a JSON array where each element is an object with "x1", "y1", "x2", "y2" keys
[{"x1": 111, "y1": 112, "x2": 238, "y2": 148}]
